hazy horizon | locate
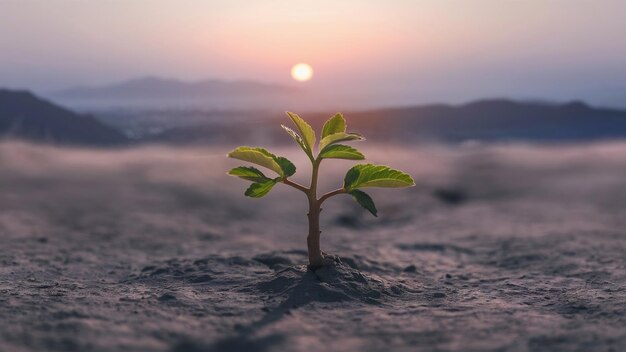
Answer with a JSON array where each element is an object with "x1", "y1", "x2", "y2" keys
[{"x1": 2, "y1": 1, "x2": 626, "y2": 108}]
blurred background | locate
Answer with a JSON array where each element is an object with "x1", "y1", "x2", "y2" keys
[
  {"x1": 2, "y1": 0, "x2": 626, "y2": 257},
  {"x1": 3, "y1": 0, "x2": 626, "y2": 145}
]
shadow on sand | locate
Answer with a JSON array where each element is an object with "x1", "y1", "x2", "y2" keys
[{"x1": 168, "y1": 254, "x2": 403, "y2": 352}]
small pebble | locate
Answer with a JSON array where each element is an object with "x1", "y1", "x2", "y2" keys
[
  {"x1": 158, "y1": 293, "x2": 177, "y2": 302},
  {"x1": 403, "y1": 265, "x2": 417, "y2": 273}
]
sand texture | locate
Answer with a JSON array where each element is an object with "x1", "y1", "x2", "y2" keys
[{"x1": 1, "y1": 142, "x2": 625, "y2": 351}]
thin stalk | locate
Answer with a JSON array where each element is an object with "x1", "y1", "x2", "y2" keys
[
  {"x1": 282, "y1": 178, "x2": 308, "y2": 193},
  {"x1": 306, "y1": 159, "x2": 324, "y2": 268},
  {"x1": 319, "y1": 188, "x2": 346, "y2": 205},
  {"x1": 284, "y1": 158, "x2": 347, "y2": 269}
]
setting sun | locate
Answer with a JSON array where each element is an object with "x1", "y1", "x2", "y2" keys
[{"x1": 291, "y1": 63, "x2": 313, "y2": 82}]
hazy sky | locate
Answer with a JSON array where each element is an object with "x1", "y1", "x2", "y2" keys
[{"x1": 2, "y1": 0, "x2": 626, "y2": 106}]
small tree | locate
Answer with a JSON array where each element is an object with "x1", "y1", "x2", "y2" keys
[{"x1": 228, "y1": 112, "x2": 414, "y2": 269}]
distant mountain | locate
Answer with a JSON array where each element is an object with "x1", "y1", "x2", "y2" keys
[
  {"x1": 53, "y1": 76, "x2": 297, "y2": 100},
  {"x1": 145, "y1": 99, "x2": 626, "y2": 145},
  {"x1": 343, "y1": 99, "x2": 626, "y2": 142},
  {"x1": 0, "y1": 89, "x2": 128, "y2": 146}
]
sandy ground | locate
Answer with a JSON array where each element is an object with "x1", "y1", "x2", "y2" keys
[{"x1": 0, "y1": 141, "x2": 625, "y2": 351}]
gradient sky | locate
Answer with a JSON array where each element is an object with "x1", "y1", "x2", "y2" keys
[{"x1": 2, "y1": 0, "x2": 626, "y2": 106}]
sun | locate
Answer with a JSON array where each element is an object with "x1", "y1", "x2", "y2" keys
[{"x1": 291, "y1": 63, "x2": 313, "y2": 82}]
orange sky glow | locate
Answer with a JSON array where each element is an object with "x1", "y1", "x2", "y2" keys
[{"x1": 2, "y1": 0, "x2": 626, "y2": 106}]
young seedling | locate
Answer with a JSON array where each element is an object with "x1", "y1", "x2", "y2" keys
[{"x1": 228, "y1": 112, "x2": 414, "y2": 269}]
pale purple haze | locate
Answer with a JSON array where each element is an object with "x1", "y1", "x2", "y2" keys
[{"x1": 2, "y1": 0, "x2": 626, "y2": 107}]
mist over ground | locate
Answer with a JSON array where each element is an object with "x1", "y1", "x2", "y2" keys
[{"x1": 1, "y1": 141, "x2": 625, "y2": 351}]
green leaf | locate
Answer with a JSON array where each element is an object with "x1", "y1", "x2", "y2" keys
[
  {"x1": 245, "y1": 179, "x2": 278, "y2": 198},
  {"x1": 227, "y1": 146, "x2": 284, "y2": 177},
  {"x1": 318, "y1": 144, "x2": 365, "y2": 160},
  {"x1": 321, "y1": 113, "x2": 346, "y2": 138},
  {"x1": 275, "y1": 156, "x2": 296, "y2": 177},
  {"x1": 318, "y1": 132, "x2": 365, "y2": 151},
  {"x1": 286, "y1": 112, "x2": 316, "y2": 153},
  {"x1": 344, "y1": 166, "x2": 360, "y2": 188},
  {"x1": 344, "y1": 164, "x2": 415, "y2": 191},
  {"x1": 349, "y1": 189, "x2": 378, "y2": 217},
  {"x1": 228, "y1": 166, "x2": 271, "y2": 183},
  {"x1": 281, "y1": 124, "x2": 313, "y2": 159}
]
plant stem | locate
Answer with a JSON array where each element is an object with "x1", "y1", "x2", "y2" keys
[
  {"x1": 306, "y1": 159, "x2": 324, "y2": 268},
  {"x1": 284, "y1": 160, "x2": 346, "y2": 269},
  {"x1": 319, "y1": 188, "x2": 346, "y2": 205},
  {"x1": 282, "y1": 178, "x2": 308, "y2": 193}
]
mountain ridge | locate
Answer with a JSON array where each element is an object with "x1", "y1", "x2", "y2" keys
[
  {"x1": 0, "y1": 89, "x2": 128, "y2": 146},
  {"x1": 4, "y1": 88, "x2": 626, "y2": 147},
  {"x1": 143, "y1": 98, "x2": 626, "y2": 145},
  {"x1": 53, "y1": 76, "x2": 298, "y2": 100}
]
